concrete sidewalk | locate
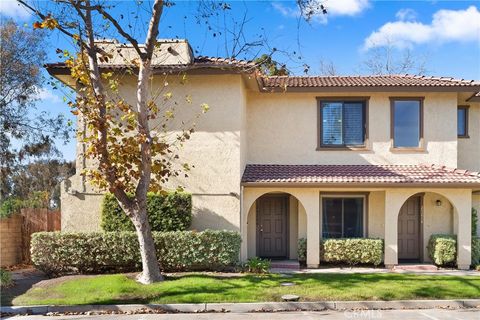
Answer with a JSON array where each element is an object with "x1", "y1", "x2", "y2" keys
[
  {"x1": 2, "y1": 299, "x2": 479, "y2": 316},
  {"x1": 7, "y1": 309, "x2": 480, "y2": 320},
  {"x1": 271, "y1": 266, "x2": 480, "y2": 276}
]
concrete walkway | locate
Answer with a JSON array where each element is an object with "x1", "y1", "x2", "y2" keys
[{"x1": 271, "y1": 266, "x2": 480, "y2": 276}]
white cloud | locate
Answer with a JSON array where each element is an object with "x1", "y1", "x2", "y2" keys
[
  {"x1": 272, "y1": 0, "x2": 369, "y2": 24},
  {"x1": 0, "y1": 1, "x2": 30, "y2": 20},
  {"x1": 326, "y1": 0, "x2": 370, "y2": 16},
  {"x1": 364, "y1": 6, "x2": 480, "y2": 50},
  {"x1": 37, "y1": 88, "x2": 62, "y2": 104},
  {"x1": 395, "y1": 8, "x2": 417, "y2": 21}
]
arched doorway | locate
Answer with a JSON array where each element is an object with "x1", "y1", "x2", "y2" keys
[
  {"x1": 246, "y1": 192, "x2": 307, "y2": 260},
  {"x1": 397, "y1": 192, "x2": 454, "y2": 263}
]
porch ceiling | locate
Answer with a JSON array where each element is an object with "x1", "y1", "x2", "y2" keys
[{"x1": 241, "y1": 164, "x2": 480, "y2": 189}]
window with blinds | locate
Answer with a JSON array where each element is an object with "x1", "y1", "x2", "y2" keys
[{"x1": 320, "y1": 101, "x2": 366, "y2": 147}]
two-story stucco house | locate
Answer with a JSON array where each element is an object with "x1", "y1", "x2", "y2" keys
[{"x1": 47, "y1": 40, "x2": 480, "y2": 270}]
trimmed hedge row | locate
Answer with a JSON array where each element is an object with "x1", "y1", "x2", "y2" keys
[
  {"x1": 101, "y1": 192, "x2": 192, "y2": 232},
  {"x1": 427, "y1": 234, "x2": 457, "y2": 266},
  {"x1": 472, "y1": 236, "x2": 480, "y2": 266},
  {"x1": 31, "y1": 230, "x2": 241, "y2": 276},
  {"x1": 297, "y1": 238, "x2": 384, "y2": 266}
]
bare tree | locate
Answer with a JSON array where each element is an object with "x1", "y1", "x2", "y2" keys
[
  {"x1": 318, "y1": 57, "x2": 338, "y2": 76},
  {"x1": 361, "y1": 38, "x2": 429, "y2": 75}
]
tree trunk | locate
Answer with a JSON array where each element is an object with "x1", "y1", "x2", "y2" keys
[{"x1": 130, "y1": 206, "x2": 163, "y2": 284}]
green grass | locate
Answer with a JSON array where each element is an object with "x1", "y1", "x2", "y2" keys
[{"x1": 12, "y1": 273, "x2": 480, "y2": 306}]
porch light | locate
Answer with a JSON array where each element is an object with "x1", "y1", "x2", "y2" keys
[{"x1": 435, "y1": 199, "x2": 442, "y2": 207}]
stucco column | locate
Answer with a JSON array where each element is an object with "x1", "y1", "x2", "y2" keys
[
  {"x1": 455, "y1": 193, "x2": 472, "y2": 270},
  {"x1": 384, "y1": 190, "x2": 399, "y2": 267},
  {"x1": 303, "y1": 191, "x2": 320, "y2": 268}
]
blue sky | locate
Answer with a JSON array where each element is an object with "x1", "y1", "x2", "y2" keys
[{"x1": 1, "y1": 0, "x2": 479, "y2": 161}]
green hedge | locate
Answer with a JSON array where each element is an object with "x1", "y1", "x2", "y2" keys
[
  {"x1": 428, "y1": 234, "x2": 457, "y2": 266},
  {"x1": 101, "y1": 192, "x2": 192, "y2": 232},
  {"x1": 472, "y1": 236, "x2": 480, "y2": 267},
  {"x1": 297, "y1": 238, "x2": 384, "y2": 266},
  {"x1": 31, "y1": 230, "x2": 241, "y2": 276}
]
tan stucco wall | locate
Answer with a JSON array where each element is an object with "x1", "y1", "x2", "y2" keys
[
  {"x1": 62, "y1": 74, "x2": 247, "y2": 232},
  {"x1": 422, "y1": 193, "x2": 454, "y2": 262},
  {"x1": 246, "y1": 92, "x2": 458, "y2": 167},
  {"x1": 367, "y1": 191, "x2": 385, "y2": 239},
  {"x1": 457, "y1": 96, "x2": 480, "y2": 172}
]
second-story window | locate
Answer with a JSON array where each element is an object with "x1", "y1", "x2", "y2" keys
[
  {"x1": 391, "y1": 98, "x2": 423, "y2": 148},
  {"x1": 458, "y1": 106, "x2": 469, "y2": 138},
  {"x1": 319, "y1": 100, "x2": 366, "y2": 147}
]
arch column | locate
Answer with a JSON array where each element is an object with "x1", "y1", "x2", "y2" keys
[
  {"x1": 453, "y1": 192, "x2": 472, "y2": 270},
  {"x1": 384, "y1": 190, "x2": 402, "y2": 267},
  {"x1": 299, "y1": 190, "x2": 320, "y2": 268}
]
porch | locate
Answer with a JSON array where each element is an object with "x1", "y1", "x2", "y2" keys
[{"x1": 240, "y1": 164, "x2": 480, "y2": 270}]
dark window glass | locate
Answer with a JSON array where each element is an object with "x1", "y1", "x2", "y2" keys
[
  {"x1": 458, "y1": 108, "x2": 467, "y2": 137},
  {"x1": 321, "y1": 101, "x2": 365, "y2": 147},
  {"x1": 322, "y1": 198, "x2": 364, "y2": 238},
  {"x1": 393, "y1": 100, "x2": 420, "y2": 148}
]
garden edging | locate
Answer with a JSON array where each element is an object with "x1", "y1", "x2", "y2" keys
[{"x1": 2, "y1": 299, "x2": 479, "y2": 315}]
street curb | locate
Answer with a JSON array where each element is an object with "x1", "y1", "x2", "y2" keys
[{"x1": 2, "y1": 299, "x2": 479, "y2": 315}]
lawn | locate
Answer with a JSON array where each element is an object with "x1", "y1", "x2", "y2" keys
[{"x1": 11, "y1": 273, "x2": 480, "y2": 306}]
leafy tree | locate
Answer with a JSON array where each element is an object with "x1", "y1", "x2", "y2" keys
[
  {"x1": 0, "y1": 20, "x2": 71, "y2": 199},
  {"x1": 19, "y1": 0, "x2": 209, "y2": 283},
  {"x1": 19, "y1": 0, "x2": 327, "y2": 283},
  {"x1": 9, "y1": 159, "x2": 75, "y2": 208},
  {"x1": 255, "y1": 54, "x2": 289, "y2": 76}
]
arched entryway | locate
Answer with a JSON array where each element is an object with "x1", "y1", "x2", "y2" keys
[
  {"x1": 397, "y1": 192, "x2": 455, "y2": 263},
  {"x1": 246, "y1": 192, "x2": 307, "y2": 260}
]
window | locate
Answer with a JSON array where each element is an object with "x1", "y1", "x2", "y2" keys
[
  {"x1": 319, "y1": 100, "x2": 367, "y2": 148},
  {"x1": 391, "y1": 98, "x2": 423, "y2": 148},
  {"x1": 458, "y1": 106, "x2": 469, "y2": 138},
  {"x1": 322, "y1": 197, "x2": 364, "y2": 238}
]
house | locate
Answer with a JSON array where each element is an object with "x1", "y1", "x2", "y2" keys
[{"x1": 47, "y1": 39, "x2": 480, "y2": 269}]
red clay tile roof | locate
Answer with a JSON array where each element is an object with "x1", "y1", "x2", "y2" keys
[
  {"x1": 259, "y1": 74, "x2": 480, "y2": 89},
  {"x1": 241, "y1": 164, "x2": 480, "y2": 186},
  {"x1": 45, "y1": 56, "x2": 256, "y2": 73}
]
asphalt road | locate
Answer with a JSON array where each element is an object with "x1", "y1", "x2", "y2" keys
[{"x1": 5, "y1": 309, "x2": 480, "y2": 320}]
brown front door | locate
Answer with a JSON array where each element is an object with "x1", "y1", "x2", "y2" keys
[
  {"x1": 256, "y1": 195, "x2": 288, "y2": 259},
  {"x1": 398, "y1": 196, "x2": 421, "y2": 261}
]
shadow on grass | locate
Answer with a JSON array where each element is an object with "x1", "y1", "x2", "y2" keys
[{"x1": 13, "y1": 273, "x2": 480, "y2": 306}]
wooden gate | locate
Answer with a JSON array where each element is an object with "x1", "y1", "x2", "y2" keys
[{"x1": 20, "y1": 208, "x2": 61, "y2": 263}]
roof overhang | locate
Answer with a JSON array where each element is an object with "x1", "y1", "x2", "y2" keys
[
  {"x1": 241, "y1": 182, "x2": 480, "y2": 190},
  {"x1": 258, "y1": 86, "x2": 480, "y2": 93}
]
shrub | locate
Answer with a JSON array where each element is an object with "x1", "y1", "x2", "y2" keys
[
  {"x1": 322, "y1": 238, "x2": 384, "y2": 266},
  {"x1": 472, "y1": 236, "x2": 480, "y2": 267},
  {"x1": 428, "y1": 234, "x2": 457, "y2": 266},
  {"x1": 473, "y1": 208, "x2": 478, "y2": 237},
  {"x1": 244, "y1": 257, "x2": 271, "y2": 273},
  {"x1": 31, "y1": 230, "x2": 241, "y2": 276},
  {"x1": 298, "y1": 238, "x2": 307, "y2": 263},
  {"x1": 0, "y1": 268, "x2": 12, "y2": 287},
  {"x1": 101, "y1": 192, "x2": 192, "y2": 232}
]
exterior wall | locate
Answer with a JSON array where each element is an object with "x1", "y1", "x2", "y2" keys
[
  {"x1": 367, "y1": 191, "x2": 385, "y2": 238},
  {"x1": 62, "y1": 74, "x2": 247, "y2": 232},
  {"x1": 247, "y1": 92, "x2": 458, "y2": 167},
  {"x1": 457, "y1": 101, "x2": 480, "y2": 172},
  {"x1": 422, "y1": 193, "x2": 454, "y2": 262}
]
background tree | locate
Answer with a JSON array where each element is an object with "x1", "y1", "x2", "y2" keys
[
  {"x1": 0, "y1": 19, "x2": 71, "y2": 200},
  {"x1": 361, "y1": 38, "x2": 428, "y2": 75},
  {"x1": 255, "y1": 54, "x2": 289, "y2": 76}
]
